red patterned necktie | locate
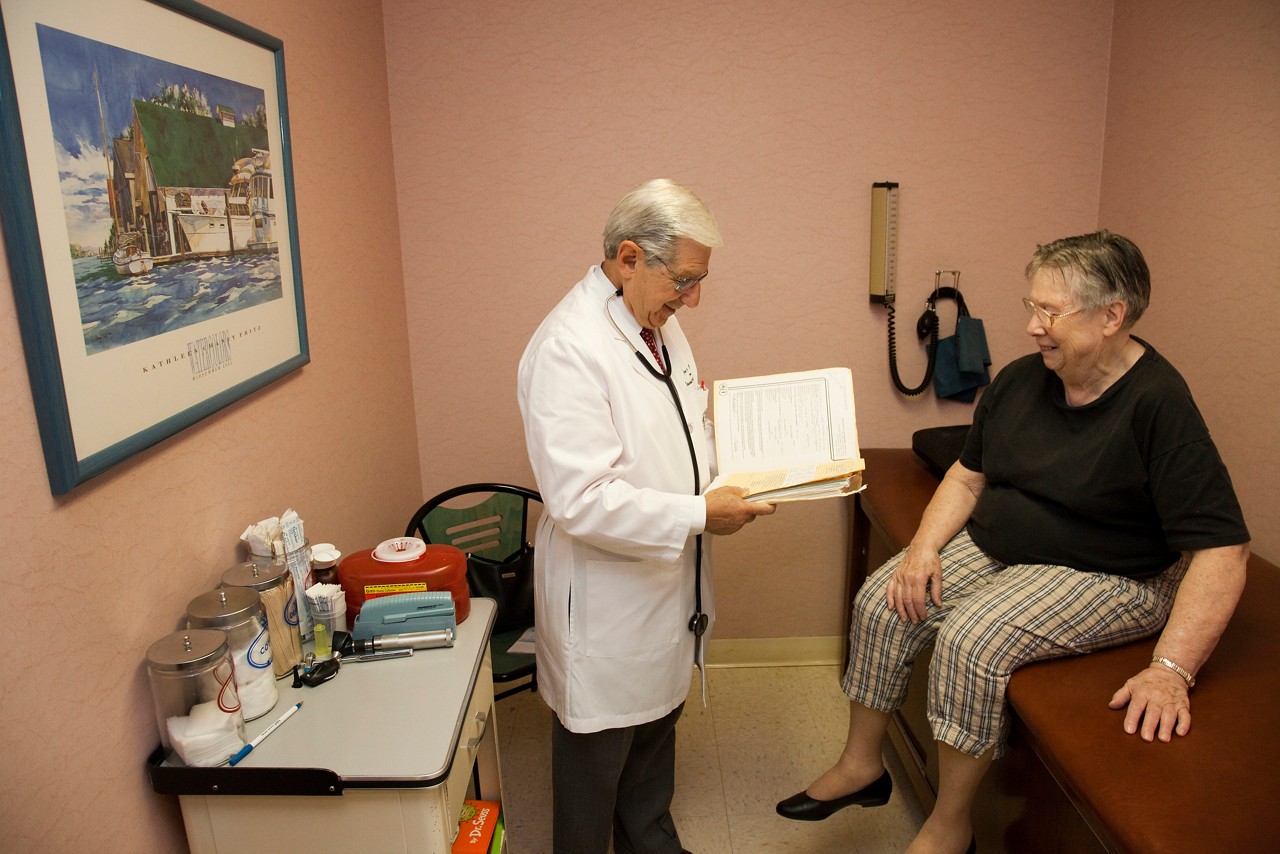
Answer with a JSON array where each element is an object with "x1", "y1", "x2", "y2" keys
[{"x1": 640, "y1": 328, "x2": 664, "y2": 372}]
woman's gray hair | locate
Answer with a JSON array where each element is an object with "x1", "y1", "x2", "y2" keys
[
  {"x1": 1025, "y1": 230, "x2": 1150, "y2": 326},
  {"x1": 602, "y1": 179, "x2": 724, "y2": 267}
]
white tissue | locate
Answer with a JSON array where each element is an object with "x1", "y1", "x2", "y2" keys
[
  {"x1": 241, "y1": 516, "x2": 284, "y2": 557},
  {"x1": 167, "y1": 700, "x2": 245, "y2": 767},
  {"x1": 236, "y1": 671, "x2": 279, "y2": 720},
  {"x1": 230, "y1": 641, "x2": 278, "y2": 720}
]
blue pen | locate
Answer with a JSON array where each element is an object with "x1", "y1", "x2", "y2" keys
[{"x1": 229, "y1": 701, "x2": 303, "y2": 766}]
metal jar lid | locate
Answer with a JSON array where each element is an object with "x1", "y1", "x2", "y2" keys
[
  {"x1": 221, "y1": 559, "x2": 289, "y2": 592},
  {"x1": 146, "y1": 629, "x2": 229, "y2": 673},
  {"x1": 186, "y1": 586, "x2": 263, "y2": 628}
]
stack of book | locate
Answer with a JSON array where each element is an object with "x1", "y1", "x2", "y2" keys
[{"x1": 454, "y1": 799, "x2": 503, "y2": 854}]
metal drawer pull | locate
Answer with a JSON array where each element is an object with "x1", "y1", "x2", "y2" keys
[{"x1": 466, "y1": 710, "x2": 488, "y2": 750}]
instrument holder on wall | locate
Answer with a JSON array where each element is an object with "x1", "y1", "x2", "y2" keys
[{"x1": 887, "y1": 270, "x2": 963, "y2": 396}]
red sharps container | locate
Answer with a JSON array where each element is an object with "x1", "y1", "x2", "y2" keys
[{"x1": 336, "y1": 537, "x2": 470, "y2": 625}]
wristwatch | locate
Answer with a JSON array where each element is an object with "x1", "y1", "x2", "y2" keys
[{"x1": 1151, "y1": 655, "x2": 1195, "y2": 688}]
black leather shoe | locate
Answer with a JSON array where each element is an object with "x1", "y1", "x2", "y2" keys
[{"x1": 775, "y1": 769, "x2": 892, "y2": 821}]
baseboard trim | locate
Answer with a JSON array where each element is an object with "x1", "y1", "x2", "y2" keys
[{"x1": 705, "y1": 636, "x2": 845, "y2": 668}]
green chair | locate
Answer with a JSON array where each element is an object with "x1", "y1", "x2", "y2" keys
[{"x1": 406, "y1": 483, "x2": 539, "y2": 700}]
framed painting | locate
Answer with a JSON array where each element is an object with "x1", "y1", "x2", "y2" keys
[{"x1": 0, "y1": 0, "x2": 307, "y2": 494}]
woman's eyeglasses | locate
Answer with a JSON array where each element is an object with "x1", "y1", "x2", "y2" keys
[{"x1": 1022, "y1": 297, "x2": 1083, "y2": 328}]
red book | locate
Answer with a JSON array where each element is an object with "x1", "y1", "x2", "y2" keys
[{"x1": 453, "y1": 800, "x2": 501, "y2": 853}]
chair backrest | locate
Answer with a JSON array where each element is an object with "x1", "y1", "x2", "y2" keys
[{"x1": 406, "y1": 483, "x2": 541, "y2": 562}]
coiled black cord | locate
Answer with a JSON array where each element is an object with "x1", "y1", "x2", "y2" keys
[{"x1": 887, "y1": 299, "x2": 939, "y2": 396}]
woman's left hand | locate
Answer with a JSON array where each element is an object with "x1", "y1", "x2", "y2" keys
[
  {"x1": 1108, "y1": 665, "x2": 1191, "y2": 742},
  {"x1": 886, "y1": 545, "x2": 943, "y2": 624}
]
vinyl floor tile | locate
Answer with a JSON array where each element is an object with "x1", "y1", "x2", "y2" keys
[{"x1": 493, "y1": 664, "x2": 924, "y2": 853}]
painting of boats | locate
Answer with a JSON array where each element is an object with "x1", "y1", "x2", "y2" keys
[
  {"x1": 0, "y1": 0, "x2": 306, "y2": 494},
  {"x1": 93, "y1": 67, "x2": 154, "y2": 278},
  {"x1": 34, "y1": 25, "x2": 285, "y2": 354},
  {"x1": 174, "y1": 212, "x2": 250, "y2": 254},
  {"x1": 171, "y1": 150, "x2": 277, "y2": 254},
  {"x1": 112, "y1": 230, "x2": 154, "y2": 276}
]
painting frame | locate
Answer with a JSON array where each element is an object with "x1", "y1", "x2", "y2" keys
[{"x1": 0, "y1": 0, "x2": 308, "y2": 495}]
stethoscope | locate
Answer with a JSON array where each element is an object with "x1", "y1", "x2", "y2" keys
[{"x1": 607, "y1": 292, "x2": 709, "y2": 638}]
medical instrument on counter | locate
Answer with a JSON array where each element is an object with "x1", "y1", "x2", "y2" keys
[
  {"x1": 605, "y1": 292, "x2": 708, "y2": 638},
  {"x1": 341, "y1": 648, "x2": 414, "y2": 663},
  {"x1": 332, "y1": 628, "x2": 454, "y2": 658},
  {"x1": 351, "y1": 590, "x2": 455, "y2": 641},
  {"x1": 292, "y1": 656, "x2": 340, "y2": 688}
]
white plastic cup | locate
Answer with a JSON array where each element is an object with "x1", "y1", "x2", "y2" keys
[{"x1": 316, "y1": 602, "x2": 347, "y2": 636}]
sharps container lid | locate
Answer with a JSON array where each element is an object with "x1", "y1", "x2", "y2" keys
[
  {"x1": 146, "y1": 629, "x2": 229, "y2": 673},
  {"x1": 186, "y1": 586, "x2": 262, "y2": 628},
  {"x1": 221, "y1": 559, "x2": 289, "y2": 592},
  {"x1": 373, "y1": 536, "x2": 428, "y2": 562}
]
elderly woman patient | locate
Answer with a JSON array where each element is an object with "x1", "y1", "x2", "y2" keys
[{"x1": 777, "y1": 231, "x2": 1250, "y2": 853}]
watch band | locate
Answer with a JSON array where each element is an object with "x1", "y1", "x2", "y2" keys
[{"x1": 1151, "y1": 655, "x2": 1196, "y2": 688}]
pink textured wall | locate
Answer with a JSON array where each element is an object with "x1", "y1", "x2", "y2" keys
[
  {"x1": 0, "y1": 1, "x2": 419, "y2": 850},
  {"x1": 1100, "y1": 0, "x2": 1279, "y2": 558},
  {"x1": 3, "y1": 1, "x2": 1271, "y2": 849},
  {"x1": 384, "y1": 0, "x2": 1115, "y2": 640}
]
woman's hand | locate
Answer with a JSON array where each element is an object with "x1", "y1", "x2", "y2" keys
[
  {"x1": 1108, "y1": 545, "x2": 1247, "y2": 742},
  {"x1": 884, "y1": 461, "x2": 984, "y2": 624},
  {"x1": 1108, "y1": 665, "x2": 1191, "y2": 742},
  {"x1": 886, "y1": 545, "x2": 943, "y2": 624}
]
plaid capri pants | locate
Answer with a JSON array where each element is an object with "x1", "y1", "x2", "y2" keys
[{"x1": 840, "y1": 529, "x2": 1187, "y2": 758}]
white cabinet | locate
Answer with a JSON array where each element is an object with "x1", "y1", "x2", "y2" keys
[{"x1": 152, "y1": 599, "x2": 503, "y2": 854}]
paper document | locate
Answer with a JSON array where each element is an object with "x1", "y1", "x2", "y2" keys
[
  {"x1": 507, "y1": 626, "x2": 536, "y2": 655},
  {"x1": 708, "y1": 367, "x2": 864, "y2": 503}
]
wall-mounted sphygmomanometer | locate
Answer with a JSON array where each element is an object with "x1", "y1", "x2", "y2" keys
[{"x1": 869, "y1": 182, "x2": 986, "y2": 399}]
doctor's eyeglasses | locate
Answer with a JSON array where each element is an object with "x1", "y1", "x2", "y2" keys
[
  {"x1": 1022, "y1": 297, "x2": 1084, "y2": 328},
  {"x1": 659, "y1": 260, "x2": 709, "y2": 294}
]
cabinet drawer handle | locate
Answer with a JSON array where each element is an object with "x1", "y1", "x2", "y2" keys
[{"x1": 466, "y1": 710, "x2": 488, "y2": 751}]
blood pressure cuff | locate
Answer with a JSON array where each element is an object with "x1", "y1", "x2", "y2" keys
[{"x1": 935, "y1": 315, "x2": 991, "y2": 402}]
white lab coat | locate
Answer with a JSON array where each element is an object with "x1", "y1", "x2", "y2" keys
[{"x1": 517, "y1": 265, "x2": 715, "y2": 733}]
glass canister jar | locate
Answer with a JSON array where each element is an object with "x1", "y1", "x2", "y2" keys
[
  {"x1": 186, "y1": 587, "x2": 278, "y2": 720},
  {"x1": 222, "y1": 558, "x2": 302, "y2": 678},
  {"x1": 146, "y1": 628, "x2": 246, "y2": 767}
]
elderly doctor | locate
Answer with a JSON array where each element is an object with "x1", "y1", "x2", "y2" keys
[{"x1": 518, "y1": 179, "x2": 775, "y2": 854}]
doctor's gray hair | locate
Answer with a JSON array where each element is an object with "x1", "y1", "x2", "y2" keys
[
  {"x1": 603, "y1": 179, "x2": 724, "y2": 267},
  {"x1": 1026, "y1": 230, "x2": 1150, "y2": 326}
]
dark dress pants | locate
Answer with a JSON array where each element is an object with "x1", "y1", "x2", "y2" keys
[{"x1": 551, "y1": 702, "x2": 686, "y2": 854}]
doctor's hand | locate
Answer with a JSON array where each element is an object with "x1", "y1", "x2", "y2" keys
[{"x1": 704, "y1": 486, "x2": 776, "y2": 535}]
